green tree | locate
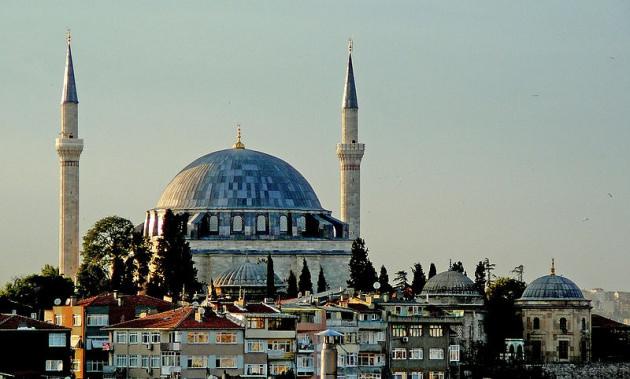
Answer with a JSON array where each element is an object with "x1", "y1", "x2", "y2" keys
[
  {"x1": 394, "y1": 270, "x2": 408, "y2": 289},
  {"x1": 287, "y1": 270, "x2": 298, "y2": 298},
  {"x1": 298, "y1": 259, "x2": 313, "y2": 294},
  {"x1": 317, "y1": 266, "x2": 328, "y2": 293},
  {"x1": 76, "y1": 261, "x2": 108, "y2": 298},
  {"x1": 378, "y1": 265, "x2": 393, "y2": 293},
  {"x1": 428, "y1": 263, "x2": 437, "y2": 279},
  {"x1": 474, "y1": 261, "x2": 487, "y2": 295},
  {"x1": 347, "y1": 238, "x2": 378, "y2": 292},
  {"x1": 485, "y1": 277, "x2": 526, "y2": 356},
  {"x1": 266, "y1": 254, "x2": 276, "y2": 298},
  {"x1": 450, "y1": 261, "x2": 465, "y2": 274},
  {"x1": 1, "y1": 266, "x2": 74, "y2": 318},
  {"x1": 147, "y1": 210, "x2": 201, "y2": 302},
  {"x1": 411, "y1": 263, "x2": 427, "y2": 294}
]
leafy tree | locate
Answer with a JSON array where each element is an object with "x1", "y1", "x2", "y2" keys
[
  {"x1": 317, "y1": 266, "x2": 328, "y2": 293},
  {"x1": 485, "y1": 277, "x2": 526, "y2": 357},
  {"x1": 147, "y1": 210, "x2": 201, "y2": 302},
  {"x1": 1, "y1": 266, "x2": 74, "y2": 318},
  {"x1": 287, "y1": 270, "x2": 298, "y2": 298},
  {"x1": 450, "y1": 261, "x2": 465, "y2": 274},
  {"x1": 266, "y1": 254, "x2": 276, "y2": 298},
  {"x1": 132, "y1": 230, "x2": 152, "y2": 290},
  {"x1": 411, "y1": 263, "x2": 427, "y2": 294},
  {"x1": 378, "y1": 265, "x2": 392, "y2": 293},
  {"x1": 394, "y1": 270, "x2": 408, "y2": 289},
  {"x1": 428, "y1": 263, "x2": 437, "y2": 279},
  {"x1": 76, "y1": 261, "x2": 109, "y2": 298},
  {"x1": 474, "y1": 261, "x2": 487, "y2": 295},
  {"x1": 298, "y1": 259, "x2": 313, "y2": 294},
  {"x1": 347, "y1": 238, "x2": 378, "y2": 292}
]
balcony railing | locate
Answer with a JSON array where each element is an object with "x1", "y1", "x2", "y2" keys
[
  {"x1": 268, "y1": 350, "x2": 295, "y2": 360},
  {"x1": 297, "y1": 343, "x2": 315, "y2": 352},
  {"x1": 160, "y1": 342, "x2": 181, "y2": 351}
]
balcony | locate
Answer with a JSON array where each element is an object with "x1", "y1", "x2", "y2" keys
[
  {"x1": 297, "y1": 343, "x2": 315, "y2": 353},
  {"x1": 268, "y1": 350, "x2": 295, "y2": 360},
  {"x1": 297, "y1": 366, "x2": 315, "y2": 376},
  {"x1": 160, "y1": 342, "x2": 181, "y2": 351},
  {"x1": 359, "y1": 343, "x2": 384, "y2": 352},
  {"x1": 161, "y1": 366, "x2": 182, "y2": 376},
  {"x1": 326, "y1": 319, "x2": 357, "y2": 327}
]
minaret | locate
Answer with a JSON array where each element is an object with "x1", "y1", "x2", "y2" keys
[
  {"x1": 336, "y1": 40, "x2": 365, "y2": 240},
  {"x1": 55, "y1": 32, "x2": 83, "y2": 279}
]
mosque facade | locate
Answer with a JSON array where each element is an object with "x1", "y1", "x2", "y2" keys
[{"x1": 142, "y1": 45, "x2": 364, "y2": 290}]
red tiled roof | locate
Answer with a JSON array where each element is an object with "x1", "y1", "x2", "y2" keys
[
  {"x1": 346, "y1": 303, "x2": 374, "y2": 312},
  {"x1": 0, "y1": 314, "x2": 70, "y2": 331},
  {"x1": 107, "y1": 306, "x2": 241, "y2": 330}
]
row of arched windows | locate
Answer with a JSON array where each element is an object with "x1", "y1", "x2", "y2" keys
[
  {"x1": 198, "y1": 213, "x2": 304, "y2": 236},
  {"x1": 531, "y1": 316, "x2": 587, "y2": 332}
]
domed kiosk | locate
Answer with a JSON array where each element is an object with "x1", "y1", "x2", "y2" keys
[
  {"x1": 515, "y1": 260, "x2": 591, "y2": 363},
  {"x1": 213, "y1": 261, "x2": 284, "y2": 300},
  {"x1": 143, "y1": 133, "x2": 353, "y2": 289}
]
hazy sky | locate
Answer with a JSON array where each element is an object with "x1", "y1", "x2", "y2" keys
[{"x1": 1, "y1": 1, "x2": 629, "y2": 290}]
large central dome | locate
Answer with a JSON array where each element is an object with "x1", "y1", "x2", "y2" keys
[{"x1": 157, "y1": 148, "x2": 323, "y2": 211}]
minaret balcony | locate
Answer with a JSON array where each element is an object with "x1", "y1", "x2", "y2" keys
[{"x1": 336, "y1": 143, "x2": 365, "y2": 160}]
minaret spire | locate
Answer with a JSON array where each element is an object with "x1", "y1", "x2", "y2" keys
[
  {"x1": 56, "y1": 32, "x2": 84, "y2": 280},
  {"x1": 337, "y1": 39, "x2": 365, "y2": 240}
]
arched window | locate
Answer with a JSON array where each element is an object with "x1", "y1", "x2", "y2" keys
[
  {"x1": 559, "y1": 317, "x2": 568, "y2": 332},
  {"x1": 232, "y1": 215, "x2": 243, "y2": 233},
  {"x1": 279, "y1": 215, "x2": 288, "y2": 233},
  {"x1": 256, "y1": 215, "x2": 267, "y2": 232},
  {"x1": 297, "y1": 216, "x2": 306, "y2": 232},
  {"x1": 581, "y1": 318, "x2": 587, "y2": 331},
  {"x1": 209, "y1": 215, "x2": 219, "y2": 233},
  {"x1": 533, "y1": 317, "x2": 540, "y2": 330},
  {"x1": 198, "y1": 214, "x2": 210, "y2": 238}
]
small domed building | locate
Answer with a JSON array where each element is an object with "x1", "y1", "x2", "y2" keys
[
  {"x1": 420, "y1": 270, "x2": 487, "y2": 348},
  {"x1": 515, "y1": 261, "x2": 591, "y2": 363},
  {"x1": 213, "y1": 261, "x2": 284, "y2": 300}
]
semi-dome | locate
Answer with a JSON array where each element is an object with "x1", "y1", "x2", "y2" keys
[
  {"x1": 520, "y1": 274, "x2": 584, "y2": 300},
  {"x1": 421, "y1": 271, "x2": 480, "y2": 296},
  {"x1": 157, "y1": 148, "x2": 323, "y2": 211},
  {"x1": 214, "y1": 261, "x2": 283, "y2": 289}
]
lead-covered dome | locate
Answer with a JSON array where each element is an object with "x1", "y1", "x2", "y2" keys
[
  {"x1": 214, "y1": 262, "x2": 283, "y2": 289},
  {"x1": 157, "y1": 148, "x2": 323, "y2": 211},
  {"x1": 421, "y1": 271, "x2": 480, "y2": 296},
  {"x1": 520, "y1": 275, "x2": 584, "y2": 300}
]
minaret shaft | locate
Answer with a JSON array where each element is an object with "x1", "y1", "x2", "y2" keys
[{"x1": 56, "y1": 38, "x2": 82, "y2": 279}]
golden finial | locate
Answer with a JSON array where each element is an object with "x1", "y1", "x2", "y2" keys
[
  {"x1": 551, "y1": 258, "x2": 555, "y2": 275},
  {"x1": 233, "y1": 124, "x2": 245, "y2": 149},
  {"x1": 66, "y1": 29, "x2": 72, "y2": 45},
  {"x1": 348, "y1": 38, "x2": 353, "y2": 54}
]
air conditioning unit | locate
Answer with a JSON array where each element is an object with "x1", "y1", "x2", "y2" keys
[{"x1": 401, "y1": 337, "x2": 409, "y2": 343}]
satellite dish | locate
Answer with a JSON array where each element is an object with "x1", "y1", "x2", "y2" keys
[
  {"x1": 53, "y1": 298, "x2": 61, "y2": 306},
  {"x1": 373, "y1": 282, "x2": 381, "y2": 290},
  {"x1": 192, "y1": 301, "x2": 199, "y2": 307},
  {"x1": 199, "y1": 308, "x2": 206, "y2": 315}
]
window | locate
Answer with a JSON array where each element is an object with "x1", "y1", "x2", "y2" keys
[
  {"x1": 161, "y1": 352, "x2": 180, "y2": 367},
  {"x1": 246, "y1": 363, "x2": 266, "y2": 376},
  {"x1": 209, "y1": 215, "x2": 219, "y2": 232},
  {"x1": 449, "y1": 345, "x2": 460, "y2": 362},
  {"x1": 115, "y1": 354, "x2": 128, "y2": 368},
  {"x1": 297, "y1": 355, "x2": 314, "y2": 369},
  {"x1": 358, "y1": 353, "x2": 385, "y2": 367},
  {"x1": 429, "y1": 372, "x2": 445, "y2": 379},
  {"x1": 187, "y1": 331, "x2": 209, "y2": 344},
  {"x1": 297, "y1": 216, "x2": 306, "y2": 231},
  {"x1": 257, "y1": 215, "x2": 267, "y2": 232},
  {"x1": 392, "y1": 373, "x2": 405, "y2": 379},
  {"x1": 71, "y1": 334, "x2": 81, "y2": 348},
  {"x1": 115, "y1": 331, "x2": 128, "y2": 344},
  {"x1": 86, "y1": 360, "x2": 105, "y2": 372},
  {"x1": 279, "y1": 215, "x2": 288, "y2": 232},
  {"x1": 270, "y1": 363, "x2": 290, "y2": 375},
  {"x1": 187, "y1": 355, "x2": 208, "y2": 368},
  {"x1": 129, "y1": 332, "x2": 139, "y2": 344},
  {"x1": 129, "y1": 355, "x2": 140, "y2": 368},
  {"x1": 533, "y1": 317, "x2": 540, "y2": 330},
  {"x1": 151, "y1": 355, "x2": 161, "y2": 368},
  {"x1": 268, "y1": 318, "x2": 295, "y2": 331},
  {"x1": 151, "y1": 332, "x2": 161, "y2": 343},
  {"x1": 429, "y1": 325, "x2": 443, "y2": 337},
  {"x1": 216, "y1": 355, "x2": 237, "y2": 368},
  {"x1": 410, "y1": 348, "x2": 423, "y2": 360},
  {"x1": 392, "y1": 325, "x2": 407, "y2": 337},
  {"x1": 45, "y1": 360, "x2": 63, "y2": 371},
  {"x1": 86, "y1": 314, "x2": 108, "y2": 326},
  {"x1": 395, "y1": 306, "x2": 402, "y2": 315},
  {"x1": 142, "y1": 332, "x2": 151, "y2": 344},
  {"x1": 247, "y1": 317, "x2": 265, "y2": 329},
  {"x1": 141, "y1": 355, "x2": 150, "y2": 368},
  {"x1": 560, "y1": 317, "x2": 568, "y2": 332},
  {"x1": 411, "y1": 373, "x2": 424, "y2": 379},
  {"x1": 246, "y1": 339, "x2": 265, "y2": 352},
  {"x1": 49, "y1": 333, "x2": 66, "y2": 347},
  {"x1": 392, "y1": 348, "x2": 407, "y2": 360},
  {"x1": 268, "y1": 340, "x2": 292, "y2": 352},
  {"x1": 216, "y1": 332, "x2": 237, "y2": 344},
  {"x1": 71, "y1": 359, "x2": 80, "y2": 372},
  {"x1": 582, "y1": 317, "x2": 587, "y2": 331},
  {"x1": 232, "y1": 215, "x2": 243, "y2": 232},
  {"x1": 346, "y1": 353, "x2": 358, "y2": 367},
  {"x1": 559, "y1": 340, "x2": 569, "y2": 360},
  {"x1": 54, "y1": 315, "x2": 62, "y2": 325},
  {"x1": 360, "y1": 374, "x2": 382, "y2": 379},
  {"x1": 429, "y1": 348, "x2": 444, "y2": 360},
  {"x1": 72, "y1": 314, "x2": 81, "y2": 326},
  {"x1": 409, "y1": 325, "x2": 422, "y2": 337}
]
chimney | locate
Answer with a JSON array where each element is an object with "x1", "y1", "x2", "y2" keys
[{"x1": 112, "y1": 291, "x2": 119, "y2": 300}]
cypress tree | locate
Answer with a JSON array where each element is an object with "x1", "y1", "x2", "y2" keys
[
  {"x1": 411, "y1": 263, "x2": 427, "y2": 294},
  {"x1": 298, "y1": 258, "x2": 313, "y2": 294},
  {"x1": 474, "y1": 261, "x2": 486, "y2": 295},
  {"x1": 347, "y1": 238, "x2": 378, "y2": 292},
  {"x1": 266, "y1": 254, "x2": 276, "y2": 298},
  {"x1": 287, "y1": 270, "x2": 298, "y2": 298},
  {"x1": 378, "y1": 265, "x2": 392, "y2": 293},
  {"x1": 317, "y1": 266, "x2": 328, "y2": 293},
  {"x1": 428, "y1": 263, "x2": 437, "y2": 279}
]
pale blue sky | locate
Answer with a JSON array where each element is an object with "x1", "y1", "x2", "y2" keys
[{"x1": 1, "y1": 1, "x2": 629, "y2": 289}]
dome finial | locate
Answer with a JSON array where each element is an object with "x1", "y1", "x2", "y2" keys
[
  {"x1": 348, "y1": 38, "x2": 353, "y2": 54},
  {"x1": 551, "y1": 258, "x2": 556, "y2": 275},
  {"x1": 233, "y1": 124, "x2": 245, "y2": 149}
]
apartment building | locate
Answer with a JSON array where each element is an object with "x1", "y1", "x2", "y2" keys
[{"x1": 281, "y1": 304, "x2": 328, "y2": 378}]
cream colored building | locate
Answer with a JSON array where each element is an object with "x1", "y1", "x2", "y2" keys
[{"x1": 516, "y1": 263, "x2": 591, "y2": 363}]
